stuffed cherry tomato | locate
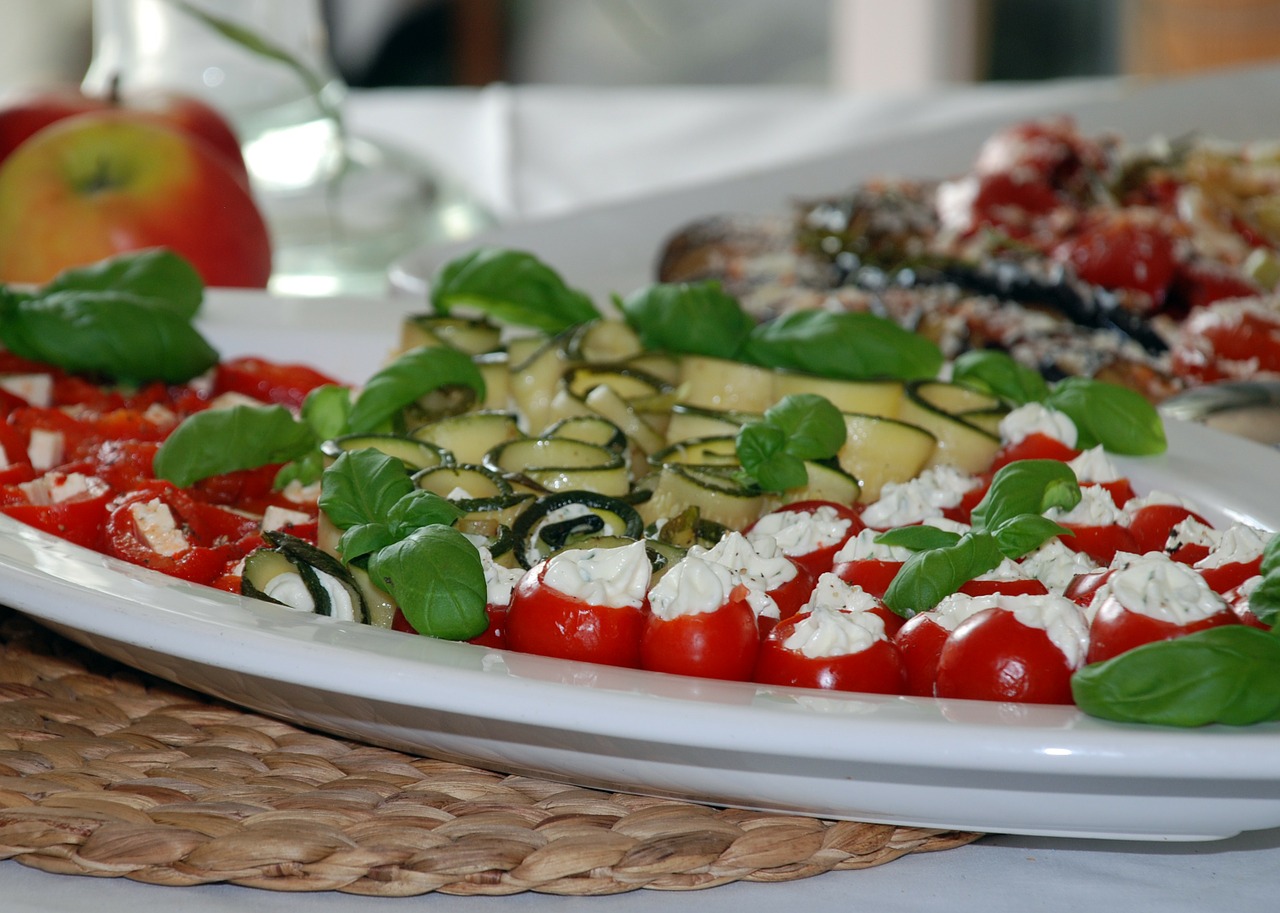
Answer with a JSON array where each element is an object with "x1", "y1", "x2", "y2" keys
[
  {"x1": 1084, "y1": 553, "x2": 1240, "y2": 664},
  {"x1": 689, "y1": 530, "x2": 814, "y2": 634},
  {"x1": 1192, "y1": 524, "x2": 1268, "y2": 595},
  {"x1": 1052, "y1": 209, "x2": 1178, "y2": 304},
  {"x1": 745, "y1": 500, "x2": 864, "y2": 579},
  {"x1": 642, "y1": 553, "x2": 759, "y2": 681},
  {"x1": 934, "y1": 594, "x2": 1089, "y2": 705},
  {"x1": 505, "y1": 541, "x2": 651, "y2": 668},
  {"x1": 1124, "y1": 498, "x2": 1209, "y2": 555}
]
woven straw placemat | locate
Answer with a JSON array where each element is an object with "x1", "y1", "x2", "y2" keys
[{"x1": 0, "y1": 607, "x2": 980, "y2": 896}]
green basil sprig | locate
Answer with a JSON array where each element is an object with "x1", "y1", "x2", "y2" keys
[
  {"x1": 951, "y1": 349, "x2": 1166, "y2": 456},
  {"x1": 320, "y1": 448, "x2": 487, "y2": 640},
  {"x1": 153, "y1": 344, "x2": 485, "y2": 489},
  {"x1": 0, "y1": 249, "x2": 218, "y2": 385},
  {"x1": 617, "y1": 281, "x2": 756, "y2": 360},
  {"x1": 1071, "y1": 626, "x2": 1280, "y2": 727},
  {"x1": 880, "y1": 459, "x2": 1079, "y2": 617},
  {"x1": 431, "y1": 247, "x2": 600, "y2": 333},
  {"x1": 735, "y1": 394, "x2": 846, "y2": 492},
  {"x1": 742, "y1": 310, "x2": 944, "y2": 381}
]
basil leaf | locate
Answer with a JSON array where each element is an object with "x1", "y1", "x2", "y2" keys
[
  {"x1": 1044, "y1": 377, "x2": 1166, "y2": 455},
  {"x1": 338, "y1": 522, "x2": 398, "y2": 563},
  {"x1": 970, "y1": 459, "x2": 1080, "y2": 532},
  {"x1": 762, "y1": 394, "x2": 846, "y2": 461},
  {"x1": 1260, "y1": 532, "x2": 1280, "y2": 577},
  {"x1": 736, "y1": 421, "x2": 807, "y2": 492},
  {"x1": 617, "y1": 281, "x2": 754, "y2": 359},
  {"x1": 875, "y1": 526, "x2": 963, "y2": 551},
  {"x1": 347, "y1": 346, "x2": 485, "y2": 435},
  {"x1": 1071, "y1": 626, "x2": 1280, "y2": 726},
  {"x1": 153, "y1": 405, "x2": 316, "y2": 488},
  {"x1": 0, "y1": 290, "x2": 219, "y2": 384},
  {"x1": 319, "y1": 449, "x2": 416, "y2": 530},
  {"x1": 743, "y1": 310, "x2": 943, "y2": 381},
  {"x1": 301, "y1": 384, "x2": 353, "y2": 441},
  {"x1": 42, "y1": 248, "x2": 203, "y2": 319},
  {"x1": 951, "y1": 349, "x2": 1049, "y2": 406},
  {"x1": 882, "y1": 531, "x2": 1005, "y2": 616},
  {"x1": 991, "y1": 514, "x2": 1072, "y2": 559},
  {"x1": 431, "y1": 247, "x2": 600, "y2": 333},
  {"x1": 274, "y1": 449, "x2": 325, "y2": 490},
  {"x1": 386, "y1": 489, "x2": 467, "y2": 538},
  {"x1": 1245, "y1": 572, "x2": 1280, "y2": 629},
  {"x1": 367, "y1": 525, "x2": 488, "y2": 640}
]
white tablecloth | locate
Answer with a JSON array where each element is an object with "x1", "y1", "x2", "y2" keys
[{"x1": 8, "y1": 67, "x2": 1280, "y2": 912}]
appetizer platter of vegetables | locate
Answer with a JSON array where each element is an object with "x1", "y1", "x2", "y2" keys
[{"x1": 2, "y1": 246, "x2": 1279, "y2": 736}]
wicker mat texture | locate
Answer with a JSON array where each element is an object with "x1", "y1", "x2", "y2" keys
[{"x1": 0, "y1": 607, "x2": 980, "y2": 896}]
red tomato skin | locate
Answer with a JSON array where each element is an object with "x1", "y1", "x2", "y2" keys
[
  {"x1": 832, "y1": 558, "x2": 901, "y2": 599},
  {"x1": 959, "y1": 578, "x2": 1049, "y2": 598},
  {"x1": 1052, "y1": 213, "x2": 1177, "y2": 303},
  {"x1": 1125, "y1": 503, "x2": 1208, "y2": 555},
  {"x1": 768, "y1": 560, "x2": 817, "y2": 622},
  {"x1": 1063, "y1": 567, "x2": 1112, "y2": 608},
  {"x1": 1089, "y1": 480, "x2": 1136, "y2": 509},
  {"x1": 214, "y1": 356, "x2": 340, "y2": 409},
  {"x1": 1224, "y1": 583, "x2": 1270, "y2": 630},
  {"x1": 934, "y1": 608, "x2": 1076, "y2": 705},
  {"x1": 1058, "y1": 523, "x2": 1139, "y2": 565},
  {"x1": 101, "y1": 483, "x2": 241, "y2": 584},
  {"x1": 753, "y1": 620, "x2": 906, "y2": 694},
  {"x1": 1171, "y1": 305, "x2": 1280, "y2": 383},
  {"x1": 505, "y1": 563, "x2": 646, "y2": 668},
  {"x1": 990, "y1": 433, "x2": 1080, "y2": 473},
  {"x1": 869, "y1": 604, "x2": 906, "y2": 639},
  {"x1": 1085, "y1": 597, "x2": 1241, "y2": 664},
  {"x1": 0, "y1": 486, "x2": 113, "y2": 551},
  {"x1": 744, "y1": 500, "x2": 864, "y2": 579},
  {"x1": 1197, "y1": 558, "x2": 1263, "y2": 596},
  {"x1": 641, "y1": 599, "x2": 759, "y2": 681},
  {"x1": 469, "y1": 604, "x2": 509, "y2": 649},
  {"x1": 893, "y1": 613, "x2": 950, "y2": 697}
]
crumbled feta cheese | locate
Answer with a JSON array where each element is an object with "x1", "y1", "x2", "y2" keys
[
  {"x1": 0, "y1": 373, "x2": 52, "y2": 408},
  {"x1": 261, "y1": 505, "x2": 314, "y2": 532},
  {"x1": 128, "y1": 499, "x2": 190, "y2": 557},
  {"x1": 17, "y1": 471, "x2": 108, "y2": 506},
  {"x1": 999, "y1": 402, "x2": 1078, "y2": 447},
  {"x1": 26, "y1": 429, "x2": 64, "y2": 471}
]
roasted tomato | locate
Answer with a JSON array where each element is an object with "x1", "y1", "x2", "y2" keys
[
  {"x1": 753, "y1": 609, "x2": 906, "y2": 694},
  {"x1": 1052, "y1": 210, "x2": 1178, "y2": 305},
  {"x1": 505, "y1": 560, "x2": 647, "y2": 668},
  {"x1": 934, "y1": 603, "x2": 1084, "y2": 705},
  {"x1": 213, "y1": 356, "x2": 340, "y2": 409},
  {"x1": 1170, "y1": 301, "x2": 1280, "y2": 383},
  {"x1": 0, "y1": 470, "x2": 114, "y2": 551}
]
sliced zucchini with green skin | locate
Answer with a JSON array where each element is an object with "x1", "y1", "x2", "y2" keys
[
  {"x1": 638, "y1": 463, "x2": 765, "y2": 530},
  {"x1": 563, "y1": 365, "x2": 672, "y2": 401},
  {"x1": 564, "y1": 319, "x2": 644, "y2": 363},
  {"x1": 622, "y1": 351, "x2": 681, "y2": 386},
  {"x1": 400, "y1": 314, "x2": 503, "y2": 355},
  {"x1": 241, "y1": 536, "x2": 367, "y2": 624},
  {"x1": 508, "y1": 333, "x2": 569, "y2": 434},
  {"x1": 582, "y1": 384, "x2": 666, "y2": 456},
  {"x1": 265, "y1": 530, "x2": 368, "y2": 623},
  {"x1": 899, "y1": 383, "x2": 1000, "y2": 475},
  {"x1": 772, "y1": 372, "x2": 904, "y2": 418},
  {"x1": 838, "y1": 412, "x2": 936, "y2": 504},
  {"x1": 410, "y1": 410, "x2": 523, "y2": 464},
  {"x1": 650, "y1": 435, "x2": 740, "y2": 467},
  {"x1": 912, "y1": 380, "x2": 1005, "y2": 415},
  {"x1": 544, "y1": 414, "x2": 628, "y2": 454},
  {"x1": 652, "y1": 505, "x2": 728, "y2": 552},
  {"x1": 413, "y1": 463, "x2": 511, "y2": 500},
  {"x1": 665, "y1": 403, "x2": 758, "y2": 444},
  {"x1": 510, "y1": 490, "x2": 645, "y2": 568},
  {"x1": 322, "y1": 434, "x2": 451, "y2": 472},
  {"x1": 678, "y1": 355, "x2": 776, "y2": 413},
  {"x1": 484, "y1": 437, "x2": 630, "y2": 497},
  {"x1": 474, "y1": 351, "x2": 510, "y2": 411},
  {"x1": 348, "y1": 563, "x2": 398, "y2": 628},
  {"x1": 771, "y1": 460, "x2": 861, "y2": 509}
]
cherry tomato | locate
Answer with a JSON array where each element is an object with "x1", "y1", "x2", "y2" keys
[
  {"x1": 1196, "y1": 556, "x2": 1264, "y2": 596},
  {"x1": 1057, "y1": 522, "x2": 1139, "y2": 565},
  {"x1": 990, "y1": 433, "x2": 1080, "y2": 473},
  {"x1": 1125, "y1": 502, "x2": 1209, "y2": 555},
  {"x1": 1053, "y1": 211, "x2": 1178, "y2": 304},
  {"x1": 894, "y1": 612, "x2": 950, "y2": 697},
  {"x1": 641, "y1": 588, "x2": 759, "y2": 681},
  {"x1": 505, "y1": 562, "x2": 646, "y2": 668},
  {"x1": 1063, "y1": 566, "x2": 1113, "y2": 608},
  {"x1": 958, "y1": 577, "x2": 1049, "y2": 598},
  {"x1": 832, "y1": 557, "x2": 902, "y2": 600},
  {"x1": 1085, "y1": 594, "x2": 1240, "y2": 664},
  {"x1": 1224, "y1": 581, "x2": 1270, "y2": 630},
  {"x1": 744, "y1": 500, "x2": 864, "y2": 579},
  {"x1": 753, "y1": 613, "x2": 906, "y2": 694},
  {"x1": 934, "y1": 607, "x2": 1077, "y2": 705},
  {"x1": 764, "y1": 559, "x2": 817, "y2": 624},
  {"x1": 973, "y1": 117, "x2": 1109, "y2": 192},
  {"x1": 1169, "y1": 258, "x2": 1262, "y2": 312},
  {"x1": 214, "y1": 356, "x2": 341, "y2": 409}
]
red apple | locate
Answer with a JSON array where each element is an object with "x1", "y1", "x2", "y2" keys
[
  {"x1": 0, "y1": 85, "x2": 249, "y2": 186},
  {"x1": 0, "y1": 110, "x2": 272, "y2": 288}
]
